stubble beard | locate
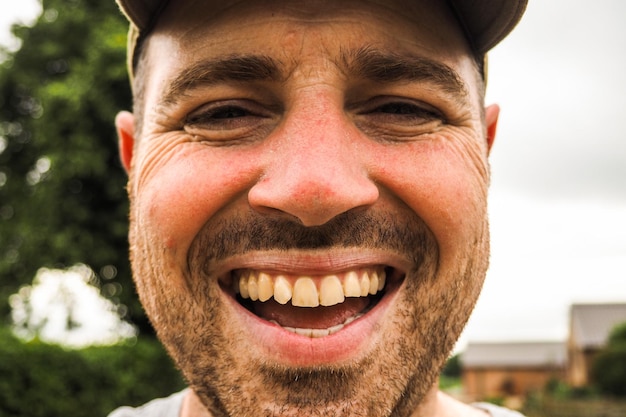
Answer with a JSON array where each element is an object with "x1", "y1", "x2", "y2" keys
[{"x1": 129, "y1": 207, "x2": 489, "y2": 417}]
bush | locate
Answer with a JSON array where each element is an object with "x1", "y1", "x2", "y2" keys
[
  {"x1": 592, "y1": 347, "x2": 626, "y2": 397},
  {"x1": 0, "y1": 327, "x2": 186, "y2": 417},
  {"x1": 591, "y1": 321, "x2": 626, "y2": 398}
]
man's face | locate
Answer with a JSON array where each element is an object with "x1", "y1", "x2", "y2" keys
[{"x1": 117, "y1": 0, "x2": 498, "y2": 415}]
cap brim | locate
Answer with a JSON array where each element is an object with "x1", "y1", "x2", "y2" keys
[{"x1": 448, "y1": 0, "x2": 527, "y2": 54}]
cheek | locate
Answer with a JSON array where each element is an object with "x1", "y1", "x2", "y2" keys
[
  {"x1": 130, "y1": 145, "x2": 261, "y2": 268},
  {"x1": 371, "y1": 138, "x2": 490, "y2": 260}
]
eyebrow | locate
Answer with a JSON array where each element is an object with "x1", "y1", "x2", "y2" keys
[
  {"x1": 340, "y1": 46, "x2": 469, "y2": 98},
  {"x1": 161, "y1": 47, "x2": 469, "y2": 105},
  {"x1": 162, "y1": 55, "x2": 282, "y2": 104}
]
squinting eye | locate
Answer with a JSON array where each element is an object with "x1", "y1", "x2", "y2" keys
[
  {"x1": 183, "y1": 100, "x2": 275, "y2": 136},
  {"x1": 208, "y1": 106, "x2": 249, "y2": 119},
  {"x1": 377, "y1": 102, "x2": 420, "y2": 114},
  {"x1": 353, "y1": 97, "x2": 446, "y2": 141},
  {"x1": 187, "y1": 105, "x2": 252, "y2": 124},
  {"x1": 372, "y1": 102, "x2": 443, "y2": 121},
  {"x1": 183, "y1": 100, "x2": 276, "y2": 143}
]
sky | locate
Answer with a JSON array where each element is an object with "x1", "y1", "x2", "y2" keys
[
  {"x1": 1, "y1": 1, "x2": 625, "y2": 348},
  {"x1": 465, "y1": 0, "x2": 626, "y2": 346},
  {"x1": 0, "y1": 1, "x2": 40, "y2": 52}
]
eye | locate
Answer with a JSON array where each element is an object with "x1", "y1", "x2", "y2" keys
[
  {"x1": 183, "y1": 100, "x2": 276, "y2": 143},
  {"x1": 352, "y1": 96, "x2": 446, "y2": 141},
  {"x1": 367, "y1": 100, "x2": 444, "y2": 123},
  {"x1": 186, "y1": 103, "x2": 259, "y2": 128},
  {"x1": 204, "y1": 106, "x2": 248, "y2": 119}
]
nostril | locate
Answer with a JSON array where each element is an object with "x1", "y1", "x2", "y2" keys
[{"x1": 248, "y1": 175, "x2": 379, "y2": 227}]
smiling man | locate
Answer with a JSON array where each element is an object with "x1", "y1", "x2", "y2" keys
[{"x1": 110, "y1": 0, "x2": 527, "y2": 416}]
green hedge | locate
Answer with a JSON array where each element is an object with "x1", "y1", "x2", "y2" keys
[{"x1": 0, "y1": 327, "x2": 186, "y2": 417}]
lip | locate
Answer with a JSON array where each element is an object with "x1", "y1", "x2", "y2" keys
[
  {"x1": 213, "y1": 248, "x2": 412, "y2": 281},
  {"x1": 216, "y1": 249, "x2": 409, "y2": 366}
]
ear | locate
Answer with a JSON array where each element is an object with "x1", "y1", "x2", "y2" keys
[
  {"x1": 115, "y1": 111, "x2": 135, "y2": 173},
  {"x1": 484, "y1": 104, "x2": 500, "y2": 154}
]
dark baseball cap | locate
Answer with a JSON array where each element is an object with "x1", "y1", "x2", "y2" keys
[{"x1": 116, "y1": 0, "x2": 527, "y2": 79}]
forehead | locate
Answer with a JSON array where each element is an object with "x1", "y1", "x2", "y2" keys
[
  {"x1": 140, "y1": 0, "x2": 478, "y2": 100},
  {"x1": 156, "y1": 0, "x2": 468, "y2": 54}
]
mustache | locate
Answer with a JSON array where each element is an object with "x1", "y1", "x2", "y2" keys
[{"x1": 188, "y1": 208, "x2": 437, "y2": 270}]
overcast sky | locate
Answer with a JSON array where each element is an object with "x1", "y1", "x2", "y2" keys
[
  {"x1": 1, "y1": 1, "x2": 625, "y2": 349},
  {"x1": 467, "y1": 0, "x2": 626, "y2": 346}
]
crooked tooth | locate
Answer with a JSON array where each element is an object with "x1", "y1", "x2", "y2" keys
[
  {"x1": 327, "y1": 322, "x2": 344, "y2": 334},
  {"x1": 273, "y1": 275, "x2": 292, "y2": 305},
  {"x1": 343, "y1": 271, "x2": 361, "y2": 297},
  {"x1": 247, "y1": 272, "x2": 259, "y2": 301},
  {"x1": 257, "y1": 272, "x2": 273, "y2": 302},
  {"x1": 320, "y1": 275, "x2": 345, "y2": 306},
  {"x1": 292, "y1": 277, "x2": 319, "y2": 307},
  {"x1": 311, "y1": 328, "x2": 331, "y2": 338},
  {"x1": 238, "y1": 274, "x2": 249, "y2": 299},
  {"x1": 359, "y1": 272, "x2": 370, "y2": 296},
  {"x1": 377, "y1": 269, "x2": 386, "y2": 291},
  {"x1": 369, "y1": 271, "x2": 379, "y2": 295},
  {"x1": 293, "y1": 327, "x2": 308, "y2": 336},
  {"x1": 294, "y1": 328, "x2": 312, "y2": 337}
]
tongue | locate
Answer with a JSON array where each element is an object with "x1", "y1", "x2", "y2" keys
[{"x1": 253, "y1": 298, "x2": 371, "y2": 329}]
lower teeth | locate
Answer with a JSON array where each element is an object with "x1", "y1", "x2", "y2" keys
[{"x1": 270, "y1": 314, "x2": 363, "y2": 338}]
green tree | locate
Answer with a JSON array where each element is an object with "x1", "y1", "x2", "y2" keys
[
  {"x1": 591, "y1": 321, "x2": 626, "y2": 398},
  {"x1": 0, "y1": 0, "x2": 148, "y2": 331}
]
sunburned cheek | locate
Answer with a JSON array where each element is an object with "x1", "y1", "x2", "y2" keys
[
  {"x1": 134, "y1": 152, "x2": 260, "y2": 265},
  {"x1": 373, "y1": 145, "x2": 488, "y2": 258}
]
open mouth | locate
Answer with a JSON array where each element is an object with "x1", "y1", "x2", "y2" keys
[{"x1": 229, "y1": 266, "x2": 401, "y2": 338}]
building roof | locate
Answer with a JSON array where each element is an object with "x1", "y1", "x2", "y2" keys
[
  {"x1": 570, "y1": 303, "x2": 626, "y2": 349},
  {"x1": 462, "y1": 341, "x2": 566, "y2": 368}
]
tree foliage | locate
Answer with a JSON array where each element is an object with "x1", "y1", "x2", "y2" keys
[
  {"x1": 591, "y1": 321, "x2": 626, "y2": 398},
  {"x1": 0, "y1": 0, "x2": 150, "y2": 330}
]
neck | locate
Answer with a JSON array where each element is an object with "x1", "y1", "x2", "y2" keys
[{"x1": 181, "y1": 390, "x2": 214, "y2": 417}]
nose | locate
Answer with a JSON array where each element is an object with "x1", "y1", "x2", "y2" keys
[{"x1": 248, "y1": 106, "x2": 379, "y2": 227}]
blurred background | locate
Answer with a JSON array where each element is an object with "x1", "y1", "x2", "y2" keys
[
  {"x1": 0, "y1": 0, "x2": 624, "y2": 416},
  {"x1": 467, "y1": 0, "x2": 626, "y2": 346}
]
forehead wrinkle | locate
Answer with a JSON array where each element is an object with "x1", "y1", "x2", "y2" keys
[
  {"x1": 161, "y1": 54, "x2": 284, "y2": 105},
  {"x1": 338, "y1": 46, "x2": 469, "y2": 101}
]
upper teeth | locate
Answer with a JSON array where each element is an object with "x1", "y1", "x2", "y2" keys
[{"x1": 235, "y1": 268, "x2": 386, "y2": 307}]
